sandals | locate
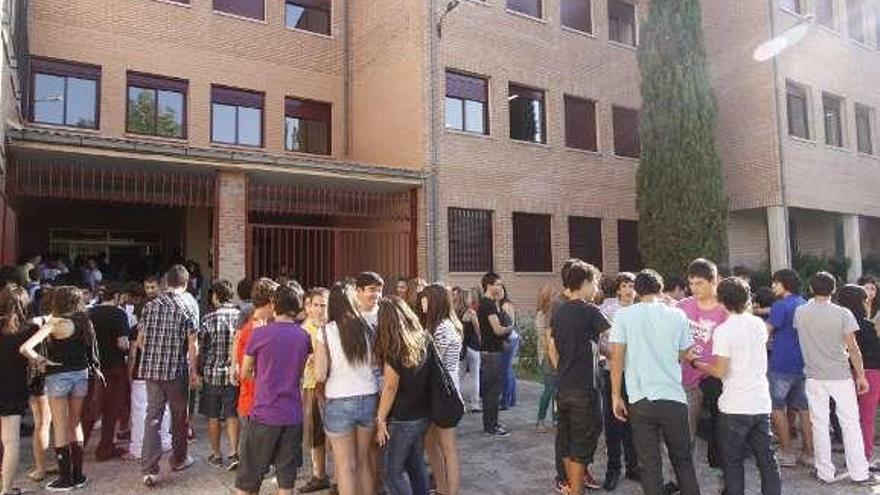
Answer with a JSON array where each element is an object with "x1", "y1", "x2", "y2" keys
[{"x1": 26, "y1": 471, "x2": 45, "y2": 482}]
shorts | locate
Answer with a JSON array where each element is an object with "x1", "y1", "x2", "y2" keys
[
  {"x1": 235, "y1": 420, "x2": 302, "y2": 492},
  {"x1": 302, "y1": 388, "x2": 326, "y2": 448},
  {"x1": 45, "y1": 370, "x2": 90, "y2": 399},
  {"x1": 556, "y1": 388, "x2": 602, "y2": 464},
  {"x1": 768, "y1": 371, "x2": 808, "y2": 411},
  {"x1": 199, "y1": 384, "x2": 239, "y2": 420},
  {"x1": 323, "y1": 394, "x2": 378, "y2": 436},
  {"x1": 0, "y1": 400, "x2": 27, "y2": 417}
]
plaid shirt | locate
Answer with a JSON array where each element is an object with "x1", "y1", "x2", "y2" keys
[
  {"x1": 198, "y1": 304, "x2": 240, "y2": 386},
  {"x1": 138, "y1": 290, "x2": 199, "y2": 381}
]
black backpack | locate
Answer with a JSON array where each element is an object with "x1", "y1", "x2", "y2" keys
[{"x1": 428, "y1": 339, "x2": 464, "y2": 428}]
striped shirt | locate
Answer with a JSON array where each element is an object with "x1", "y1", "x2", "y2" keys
[
  {"x1": 198, "y1": 304, "x2": 241, "y2": 386},
  {"x1": 138, "y1": 290, "x2": 198, "y2": 381},
  {"x1": 434, "y1": 318, "x2": 463, "y2": 392}
]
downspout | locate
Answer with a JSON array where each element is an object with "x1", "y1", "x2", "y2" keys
[
  {"x1": 426, "y1": 0, "x2": 439, "y2": 281},
  {"x1": 766, "y1": 0, "x2": 791, "y2": 267},
  {"x1": 343, "y1": 0, "x2": 351, "y2": 156}
]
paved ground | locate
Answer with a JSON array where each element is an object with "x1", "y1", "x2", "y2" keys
[{"x1": 8, "y1": 380, "x2": 878, "y2": 494}]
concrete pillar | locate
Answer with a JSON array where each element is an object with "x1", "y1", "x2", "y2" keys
[
  {"x1": 767, "y1": 206, "x2": 790, "y2": 272},
  {"x1": 215, "y1": 171, "x2": 247, "y2": 285},
  {"x1": 843, "y1": 214, "x2": 862, "y2": 282}
]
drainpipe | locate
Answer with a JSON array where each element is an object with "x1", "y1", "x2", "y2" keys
[
  {"x1": 426, "y1": 0, "x2": 439, "y2": 281},
  {"x1": 343, "y1": 0, "x2": 351, "y2": 156}
]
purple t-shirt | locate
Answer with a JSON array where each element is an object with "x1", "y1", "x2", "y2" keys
[
  {"x1": 245, "y1": 321, "x2": 312, "y2": 426},
  {"x1": 677, "y1": 297, "x2": 728, "y2": 388}
]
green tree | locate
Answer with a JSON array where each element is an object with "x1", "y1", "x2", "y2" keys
[{"x1": 636, "y1": 0, "x2": 728, "y2": 277}]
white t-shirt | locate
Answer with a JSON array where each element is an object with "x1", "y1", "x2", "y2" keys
[
  {"x1": 713, "y1": 313, "x2": 772, "y2": 415},
  {"x1": 317, "y1": 321, "x2": 379, "y2": 399}
]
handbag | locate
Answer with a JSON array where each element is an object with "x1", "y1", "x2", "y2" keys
[{"x1": 428, "y1": 339, "x2": 464, "y2": 428}]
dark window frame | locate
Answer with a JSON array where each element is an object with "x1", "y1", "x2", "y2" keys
[
  {"x1": 29, "y1": 57, "x2": 101, "y2": 130},
  {"x1": 285, "y1": 0, "x2": 331, "y2": 36},
  {"x1": 508, "y1": 83, "x2": 546, "y2": 144},
  {"x1": 210, "y1": 85, "x2": 265, "y2": 148},
  {"x1": 612, "y1": 105, "x2": 640, "y2": 158},
  {"x1": 822, "y1": 92, "x2": 844, "y2": 148},
  {"x1": 512, "y1": 212, "x2": 553, "y2": 273},
  {"x1": 125, "y1": 72, "x2": 188, "y2": 139},
  {"x1": 213, "y1": 0, "x2": 266, "y2": 21},
  {"x1": 856, "y1": 103, "x2": 874, "y2": 155},
  {"x1": 445, "y1": 71, "x2": 489, "y2": 135},
  {"x1": 617, "y1": 219, "x2": 642, "y2": 272},
  {"x1": 561, "y1": 0, "x2": 593, "y2": 33},
  {"x1": 284, "y1": 96, "x2": 332, "y2": 155},
  {"x1": 568, "y1": 216, "x2": 603, "y2": 269},
  {"x1": 448, "y1": 207, "x2": 494, "y2": 273},
  {"x1": 564, "y1": 94, "x2": 598, "y2": 151},
  {"x1": 786, "y1": 82, "x2": 810, "y2": 140},
  {"x1": 780, "y1": 0, "x2": 802, "y2": 14},
  {"x1": 506, "y1": 0, "x2": 543, "y2": 19},
  {"x1": 608, "y1": 0, "x2": 637, "y2": 46}
]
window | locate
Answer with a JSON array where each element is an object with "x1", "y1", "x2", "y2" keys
[
  {"x1": 214, "y1": 0, "x2": 265, "y2": 21},
  {"x1": 507, "y1": 0, "x2": 542, "y2": 18},
  {"x1": 285, "y1": 0, "x2": 330, "y2": 35},
  {"x1": 816, "y1": 0, "x2": 836, "y2": 29},
  {"x1": 856, "y1": 103, "x2": 874, "y2": 154},
  {"x1": 509, "y1": 84, "x2": 545, "y2": 143},
  {"x1": 513, "y1": 212, "x2": 552, "y2": 272},
  {"x1": 448, "y1": 208, "x2": 494, "y2": 272},
  {"x1": 445, "y1": 71, "x2": 488, "y2": 134},
  {"x1": 612, "y1": 105, "x2": 639, "y2": 158},
  {"x1": 211, "y1": 86, "x2": 264, "y2": 147},
  {"x1": 780, "y1": 0, "x2": 802, "y2": 14},
  {"x1": 608, "y1": 0, "x2": 636, "y2": 46},
  {"x1": 30, "y1": 58, "x2": 100, "y2": 129},
  {"x1": 569, "y1": 216, "x2": 603, "y2": 269},
  {"x1": 617, "y1": 220, "x2": 642, "y2": 272},
  {"x1": 823, "y1": 93, "x2": 844, "y2": 147},
  {"x1": 562, "y1": 0, "x2": 592, "y2": 33},
  {"x1": 126, "y1": 73, "x2": 187, "y2": 138},
  {"x1": 786, "y1": 82, "x2": 810, "y2": 139},
  {"x1": 285, "y1": 97, "x2": 331, "y2": 155},
  {"x1": 564, "y1": 95, "x2": 598, "y2": 151},
  {"x1": 847, "y1": 0, "x2": 866, "y2": 42}
]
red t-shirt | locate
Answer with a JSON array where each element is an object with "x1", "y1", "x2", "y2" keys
[{"x1": 236, "y1": 319, "x2": 257, "y2": 417}]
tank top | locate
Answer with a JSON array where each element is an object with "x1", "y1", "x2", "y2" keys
[{"x1": 46, "y1": 314, "x2": 92, "y2": 375}]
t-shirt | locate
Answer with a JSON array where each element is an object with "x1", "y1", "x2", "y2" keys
[
  {"x1": 318, "y1": 321, "x2": 379, "y2": 399},
  {"x1": 767, "y1": 294, "x2": 807, "y2": 374},
  {"x1": 609, "y1": 302, "x2": 693, "y2": 404},
  {"x1": 713, "y1": 313, "x2": 772, "y2": 415},
  {"x1": 388, "y1": 352, "x2": 431, "y2": 421},
  {"x1": 600, "y1": 298, "x2": 624, "y2": 322},
  {"x1": 89, "y1": 304, "x2": 131, "y2": 370},
  {"x1": 236, "y1": 319, "x2": 258, "y2": 417},
  {"x1": 0, "y1": 324, "x2": 37, "y2": 404},
  {"x1": 478, "y1": 297, "x2": 505, "y2": 353},
  {"x1": 677, "y1": 297, "x2": 727, "y2": 388},
  {"x1": 434, "y1": 319, "x2": 463, "y2": 392},
  {"x1": 551, "y1": 299, "x2": 610, "y2": 392},
  {"x1": 794, "y1": 299, "x2": 859, "y2": 380},
  {"x1": 245, "y1": 321, "x2": 312, "y2": 425},
  {"x1": 301, "y1": 319, "x2": 321, "y2": 389},
  {"x1": 855, "y1": 316, "x2": 880, "y2": 370}
]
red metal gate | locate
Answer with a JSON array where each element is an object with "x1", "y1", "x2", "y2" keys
[{"x1": 249, "y1": 224, "x2": 412, "y2": 288}]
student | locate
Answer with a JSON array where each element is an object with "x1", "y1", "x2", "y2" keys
[
  {"x1": 422, "y1": 284, "x2": 463, "y2": 495},
  {"x1": 662, "y1": 276, "x2": 687, "y2": 304},
  {"x1": 548, "y1": 261, "x2": 610, "y2": 495},
  {"x1": 498, "y1": 285, "x2": 519, "y2": 410},
  {"x1": 477, "y1": 272, "x2": 514, "y2": 437},
  {"x1": 299, "y1": 288, "x2": 332, "y2": 493},
  {"x1": 314, "y1": 283, "x2": 379, "y2": 495},
  {"x1": 858, "y1": 275, "x2": 878, "y2": 319},
  {"x1": 535, "y1": 284, "x2": 556, "y2": 433},
  {"x1": 232, "y1": 278, "x2": 278, "y2": 421},
  {"x1": 198, "y1": 280, "x2": 242, "y2": 469},
  {"x1": 235, "y1": 281, "x2": 312, "y2": 495},
  {"x1": 694, "y1": 277, "x2": 780, "y2": 495},
  {"x1": 677, "y1": 259, "x2": 726, "y2": 468},
  {"x1": 834, "y1": 284, "x2": 880, "y2": 469},
  {"x1": 795, "y1": 272, "x2": 877, "y2": 485},
  {"x1": 374, "y1": 297, "x2": 432, "y2": 495},
  {"x1": 765, "y1": 269, "x2": 812, "y2": 467},
  {"x1": 609, "y1": 270, "x2": 701, "y2": 495},
  {"x1": 354, "y1": 272, "x2": 384, "y2": 331},
  {"x1": 455, "y1": 287, "x2": 482, "y2": 413}
]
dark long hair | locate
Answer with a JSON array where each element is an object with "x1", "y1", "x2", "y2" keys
[
  {"x1": 423, "y1": 283, "x2": 463, "y2": 336},
  {"x1": 0, "y1": 285, "x2": 30, "y2": 335},
  {"x1": 328, "y1": 282, "x2": 370, "y2": 365},
  {"x1": 837, "y1": 284, "x2": 868, "y2": 320},
  {"x1": 375, "y1": 297, "x2": 428, "y2": 368}
]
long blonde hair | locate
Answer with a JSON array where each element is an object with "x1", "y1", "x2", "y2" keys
[
  {"x1": 375, "y1": 297, "x2": 428, "y2": 368},
  {"x1": 0, "y1": 285, "x2": 30, "y2": 335},
  {"x1": 536, "y1": 284, "x2": 555, "y2": 315}
]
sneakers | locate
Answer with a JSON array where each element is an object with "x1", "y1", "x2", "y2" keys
[
  {"x1": 299, "y1": 476, "x2": 332, "y2": 493},
  {"x1": 584, "y1": 468, "x2": 601, "y2": 490},
  {"x1": 535, "y1": 420, "x2": 549, "y2": 434},
  {"x1": 554, "y1": 478, "x2": 572, "y2": 495},
  {"x1": 207, "y1": 454, "x2": 224, "y2": 469},
  {"x1": 143, "y1": 474, "x2": 158, "y2": 488},
  {"x1": 46, "y1": 477, "x2": 75, "y2": 492},
  {"x1": 171, "y1": 455, "x2": 195, "y2": 472},
  {"x1": 72, "y1": 474, "x2": 88, "y2": 489},
  {"x1": 484, "y1": 425, "x2": 510, "y2": 437},
  {"x1": 776, "y1": 451, "x2": 797, "y2": 467},
  {"x1": 226, "y1": 454, "x2": 240, "y2": 472},
  {"x1": 855, "y1": 474, "x2": 880, "y2": 487},
  {"x1": 663, "y1": 481, "x2": 680, "y2": 494}
]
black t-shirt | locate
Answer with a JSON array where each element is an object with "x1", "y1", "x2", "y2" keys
[
  {"x1": 388, "y1": 353, "x2": 431, "y2": 421},
  {"x1": 89, "y1": 305, "x2": 130, "y2": 370},
  {"x1": 551, "y1": 299, "x2": 610, "y2": 392},
  {"x1": 856, "y1": 317, "x2": 880, "y2": 370},
  {"x1": 130, "y1": 325, "x2": 144, "y2": 381},
  {"x1": 0, "y1": 323, "x2": 37, "y2": 404},
  {"x1": 463, "y1": 320, "x2": 480, "y2": 351},
  {"x1": 478, "y1": 297, "x2": 506, "y2": 353}
]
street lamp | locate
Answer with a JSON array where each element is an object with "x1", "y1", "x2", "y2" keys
[
  {"x1": 753, "y1": 15, "x2": 813, "y2": 61},
  {"x1": 437, "y1": 0, "x2": 462, "y2": 38}
]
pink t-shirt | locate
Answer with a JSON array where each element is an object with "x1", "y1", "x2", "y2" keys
[{"x1": 677, "y1": 297, "x2": 728, "y2": 388}]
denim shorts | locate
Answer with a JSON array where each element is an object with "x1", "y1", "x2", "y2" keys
[
  {"x1": 45, "y1": 369, "x2": 90, "y2": 399},
  {"x1": 768, "y1": 371, "x2": 808, "y2": 410},
  {"x1": 323, "y1": 394, "x2": 378, "y2": 436}
]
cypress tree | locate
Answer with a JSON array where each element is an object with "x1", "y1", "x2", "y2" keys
[{"x1": 636, "y1": 0, "x2": 728, "y2": 277}]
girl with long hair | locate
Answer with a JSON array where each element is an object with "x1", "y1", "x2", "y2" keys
[
  {"x1": 404, "y1": 278, "x2": 427, "y2": 323},
  {"x1": 421, "y1": 284, "x2": 463, "y2": 495},
  {"x1": 20, "y1": 286, "x2": 100, "y2": 491},
  {"x1": 314, "y1": 282, "x2": 378, "y2": 495},
  {"x1": 455, "y1": 287, "x2": 482, "y2": 412},
  {"x1": 374, "y1": 297, "x2": 431, "y2": 495},
  {"x1": 498, "y1": 285, "x2": 519, "y2": 409},
  {"x1": 535, "y1": 284, "x2": 557, "y2": 432},
  {"x1": 27, "y1": 286, "x2": 54, "y2": 482}
]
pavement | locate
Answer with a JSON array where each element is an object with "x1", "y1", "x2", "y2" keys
[{"x1": 7, "y1": 380, "x2": 878, "y2": 494}]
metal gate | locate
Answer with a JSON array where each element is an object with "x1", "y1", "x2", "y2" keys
[{"x1": 249, "y1": 224, "x2": 412, "y2": 289}]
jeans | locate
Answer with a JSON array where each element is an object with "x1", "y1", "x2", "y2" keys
[
  {"x1": 142, "y1": 375, "x2": 190, "y2": 475},
  {"x1": 858, "y1": 369, "x2": 880, "y2": 460},
  {"x1": 717, "y1": 413, "x2": 780, "y2": 495},
  {"x1": 629, "y1": 399, "x2": 701, "y2": 495},
  {"x1": 129, "y1": 380, "x2": 171, "y2": 458},
  {"x1": 384, "y1": 418, "x2": 430, "y2": 495},
  {"x1": 82, "y1": 365, "x2": 128, "y2": 456},
  {"x1": 480, "y1": 352, "x2": 503, "y2": 432},
  {"x1": 500, "y1": 331, "x2": 520, "y2": 409},
  {"x1": 538, "y1": 359, "x2": 558, "y2": 422},
  {"x1": 459, "y1": 347, "x2": 481, "y2": 410},
  {"x1": 686, "y1": 377, "x2": 722, "y2": 467},
  {"x1": 601, "y1": 369, "x2": 638, "y2": 473},
  {"x1": 805, "y1": 378, "x2": 870, "y2": 482},
  {"x1": 323, "y1": 394, "x2": 378, "y2": 436}
]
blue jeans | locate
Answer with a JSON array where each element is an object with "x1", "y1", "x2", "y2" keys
[
  {"x1": 384, "y1": 418, "x2": 430, "y2": 495},
  {"x1": 500, "y1": 331, "x2": 520, "y2": 409}
]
